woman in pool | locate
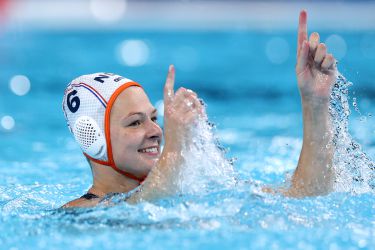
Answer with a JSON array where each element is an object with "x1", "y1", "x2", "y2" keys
[
  {"x1": 62, "y1": 65, "x2": 204, "y2": 207},
  {"x1": 62, "y1": 10, "x2": 337, "y2": 207}
]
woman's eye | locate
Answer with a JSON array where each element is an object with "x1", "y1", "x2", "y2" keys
[
  {"x1": 129, "y1": 120, "x2": 141, "y2": 127},
  {"x1": 151, "y1": 117, "x2": 158, "y2": 123}
]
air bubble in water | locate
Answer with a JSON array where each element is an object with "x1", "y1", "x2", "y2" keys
[
  {"x1": 352, "y1": 97, "x2": 362, "y2": 115},
  {"x1": 359, "y1": 116, "x2": 367, "y2": 123}
]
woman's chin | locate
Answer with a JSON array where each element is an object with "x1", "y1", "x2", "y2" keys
[{"x1": 142, "y1": 159, "x2": 159, "y2": 172}]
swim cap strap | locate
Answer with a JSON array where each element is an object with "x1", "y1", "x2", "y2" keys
[{"x1": 84, "y1": 153, "x2": 147, "y2": 183}]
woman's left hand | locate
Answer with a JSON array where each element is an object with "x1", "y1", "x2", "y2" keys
[
  {"x1": 296, "y1": 10, "x2": 338, "y2": 104},
  {"x1": 289, "y1": 10, "x2": 337, "y2": 197}
]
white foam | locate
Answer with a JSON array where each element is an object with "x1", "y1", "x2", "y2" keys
[
  {"x1": 330, "y1": 74, "x2": 374, "y2": 193},
  {"x1": 176, "y1": 114, "x2": 236, "y2": 195}
]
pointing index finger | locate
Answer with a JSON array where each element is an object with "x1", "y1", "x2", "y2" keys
[
  {"x1": 164, "y1": 65, "x2": 175, "y2": 105},
  {"x1": 297, "y1": 10, "x2": 308, "y2": 56}
]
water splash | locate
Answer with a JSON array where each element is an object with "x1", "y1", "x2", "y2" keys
[
  {"x1": 330, "y1": 74, "x2": 375, "y2": 193},
  {"x1": 177, "y1": 111, "x2": 236, "y2": 195}
]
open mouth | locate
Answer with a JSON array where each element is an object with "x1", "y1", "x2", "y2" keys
[{"x1": 138, "y1": 146, "x2": 159, "y2": 154}]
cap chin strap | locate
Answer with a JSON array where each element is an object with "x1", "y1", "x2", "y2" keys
[{"x1": 84, "y1": 153, "x2": 146, "y2": 183}]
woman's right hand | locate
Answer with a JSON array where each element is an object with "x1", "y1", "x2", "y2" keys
[
  {"x1": 127, "y1": 66, "x2": 205, "y2": 202},
  {"x1": 162, "y1": 65, "x2": 204, "y2": 151}
]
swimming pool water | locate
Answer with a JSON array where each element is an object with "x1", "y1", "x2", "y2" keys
[{"x1": 0, "y1": 30, "x2": 375, "y2": 249}]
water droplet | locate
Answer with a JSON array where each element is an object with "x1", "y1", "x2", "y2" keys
[{"x1": 329, "y1": 73, "x2": 374, "y2": 193}]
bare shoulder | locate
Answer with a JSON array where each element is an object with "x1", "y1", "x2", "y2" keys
[{"x1": 61, "y1": 197, "x2": 100, "y2": 208}]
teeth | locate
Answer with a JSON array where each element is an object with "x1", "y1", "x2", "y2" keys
[{"x1": 140, "y1": 147, "x2": 158, "y2": 153}]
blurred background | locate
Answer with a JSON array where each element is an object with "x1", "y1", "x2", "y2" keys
[{"x1": 2, "y1": 0, "x2": 375, "y2": 31}]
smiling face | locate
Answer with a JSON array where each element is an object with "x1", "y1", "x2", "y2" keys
[{"x1": 109, "y1": 87, "x2": 162, "y2": 178}]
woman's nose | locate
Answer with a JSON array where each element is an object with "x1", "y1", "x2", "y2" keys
[{"x1": 146, "y1": 119, "x2": 162, "y2": 139}]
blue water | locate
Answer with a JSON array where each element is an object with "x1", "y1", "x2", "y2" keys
[{"x1": 0, "y1": 30, "x2": 375, "y2": 249}]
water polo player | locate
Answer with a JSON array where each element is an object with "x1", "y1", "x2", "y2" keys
[
  {"x1": 61, "y1": 10, "x2": 339, "y2": 207},
  {"x1": 62, "y1": 66, "x2": 204, "y2": 207}
]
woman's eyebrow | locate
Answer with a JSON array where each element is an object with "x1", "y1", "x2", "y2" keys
[
  {"x1": 125, "y1": 109, "x2": 157, "y2": 119},
  {"x1": 126, "y1": 112, "x2": 144, "y2": 117}
]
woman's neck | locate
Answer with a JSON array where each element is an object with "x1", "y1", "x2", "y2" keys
[{"x1": 89, "y1": 162, "x2": 141, "y2": 197}]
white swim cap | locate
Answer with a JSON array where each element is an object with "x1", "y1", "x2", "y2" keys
[{"x1": 62, "y1": 72, "x2": 144, "y2": 182}]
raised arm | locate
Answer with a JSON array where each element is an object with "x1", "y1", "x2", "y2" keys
[
  {"x1": 128, "y1": 65, "x2": 204, "y2": 202},
  {"x1": 287, "y1": 10, "x2": 338, "y2": 197}
]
